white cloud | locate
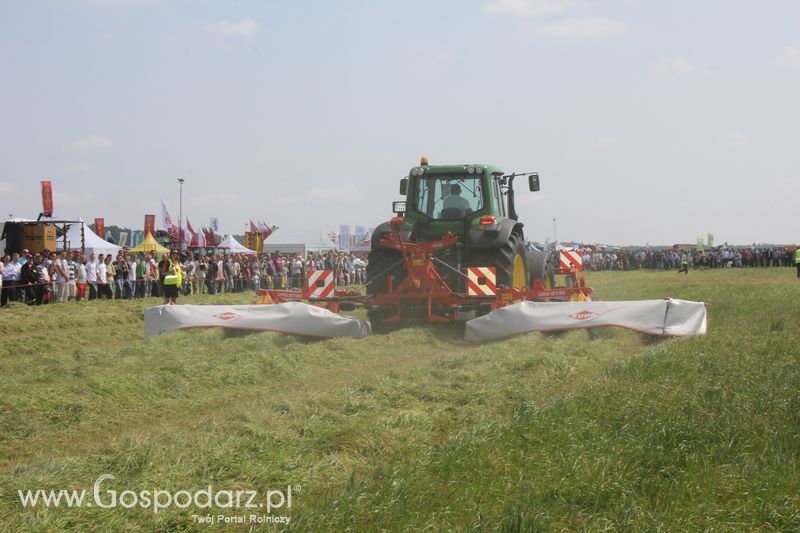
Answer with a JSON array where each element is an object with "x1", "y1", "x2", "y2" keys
[
  {"x1": 207, "y1": 19, "x2": 258, "y2": 39},
  {"x1": 537, "y1": 16, "x2": 628, "y2": 38},
  {"x1": 770, "y1": 46, "x2": 800, "y2": 70},
  {"x1": 482, "y1": 0, "x2": 573, "y2": 18},
  {"x1": 654, "y1": 57, "x2": 700, "y2": 75},
  {"x1": 69, "y1": 134, "x2": 114, "y2": 152},
  {"x1": 0, "y1": 182, "x2": 19, "y2": 194}
]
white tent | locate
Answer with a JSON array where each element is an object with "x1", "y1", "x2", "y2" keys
[
  {"x1": 261, "y1": 230, "x2": 334, "y2": 255},
  {"x1": 64, "y1": 221, "x2": 122, "y2": 258},
  {"x1": 218, "y1": 234, "x2": 256, "y2": 254}
]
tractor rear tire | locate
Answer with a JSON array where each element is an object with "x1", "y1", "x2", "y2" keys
[
  {"x1": 528, "y1": 250, "x2": 556, "y2": 290},
  {"x1": 366, "y1": 247, "x2": 407, "y2": 333},
  {"x1": 466, "y1": 231, "x2": 528, "y2": 290}
]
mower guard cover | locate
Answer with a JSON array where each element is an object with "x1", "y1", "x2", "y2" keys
[
  {"x1": 144, "y1": 302, "x2": 371, "y2": 339},
  {"x1": 464, "y1": 298, "x2": 706, "y2": 342}
]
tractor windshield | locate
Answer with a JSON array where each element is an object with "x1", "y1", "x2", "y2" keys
[{"x1": 414, "y1": 176, "x2": 484, "y2": 220}]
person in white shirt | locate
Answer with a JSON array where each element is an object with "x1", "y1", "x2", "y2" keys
[
  {"x1": 76, "y1": 256, "x2": 88, "y2": 301},
  {"x1": 1, "y1": 255, "x2": 21, "y2": 306},
  {"x1": 215, "y1": 256, "x2": 225, "y2": 293},
  {"x1": 442, "y1": 184, "x2": 471, "y2": 215},
  {"x1": 97, "y1": 254, "x2": 108, "y2": 299},
  {"x1": 127, "y1": 256, "x2": 137, "y2": 299},
  {"x1": 67, "y1": 254, "x2": 78, "y2": 301},
  {"x1": 291, "y1": 256, "x2": 303, "y2": 289},
  {"x1": 86, "y1": 253, "x2": 98, "y2": 300},
  {"x1": 55, "y1": 251, "x2": 69, "y2": 303},
  {"x1": 145, "y1": 254, "x2": 157, "y2": 298},
  {"x1": 183, "y1": 257, "x2": 197, "y2": 295}
]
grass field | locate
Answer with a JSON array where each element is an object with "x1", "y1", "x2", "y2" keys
[{"x1": 1, "y1": 268, "x2": 799, "y2": 531}]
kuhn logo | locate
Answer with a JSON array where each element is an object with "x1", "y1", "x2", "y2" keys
[
  {"x1": 570, "y1": 310, "x2": 598, "y2": 321},
  {"x1": 214, "y1": 312, "x2": 241, "y2": 321}
]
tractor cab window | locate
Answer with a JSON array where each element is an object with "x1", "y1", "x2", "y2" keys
[{"x1": 415, "y1": 176, "x2": 484, "y2": 220}]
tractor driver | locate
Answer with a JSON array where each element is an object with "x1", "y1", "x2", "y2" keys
[{"x1": 442, "y1": 183, "x2": 471, "y2": 215}]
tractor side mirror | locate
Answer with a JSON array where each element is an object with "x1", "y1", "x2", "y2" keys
[
  {"x1": 399, "y1": 178, "x2": 408, "y2": 195},
  {"x1": 528, "y1": 173, "x2": 540, "y2": 192},
  {"x1": 393, "y1": 201, "x2": 406, "y2": 215}
]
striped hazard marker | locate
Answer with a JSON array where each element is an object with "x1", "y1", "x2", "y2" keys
[
  {"x1": 466, "y1": 267, "x2": 497, "y2": 296},
  {"x1": 559, "y1": 250, "x2": 583, "y2": 271},
  {"x1": 306, "y1": 269, "x2": 335, "y2": 298}
]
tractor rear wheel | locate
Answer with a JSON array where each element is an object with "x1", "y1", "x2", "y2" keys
[
  {"x1": 366, "y1": 247, "x2": 407, "y2": 332},
  {"x1": 528, "y1": 250, "x2": 556, "y2": 291},
  {"x1": 466, "y1": 231, "x2": 528, "y2": 290}
]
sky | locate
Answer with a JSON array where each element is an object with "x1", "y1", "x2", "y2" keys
[{"x1": 1, "y1": 0, "x2": 798, "y2": 246}]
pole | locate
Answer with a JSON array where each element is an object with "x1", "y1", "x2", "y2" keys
[
  {"x1": 177, "y1": 178, "x2": 184, "y2": 251},
  {"x1": 553, "y1": 217, "x2": 557, "y2": 247}
]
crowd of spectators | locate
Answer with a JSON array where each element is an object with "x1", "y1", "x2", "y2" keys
[
  {"x1": 0, "y1": 248, "x2": 368, "y2": 307},
  {"x1": 581, "y1": 246, "x2": 796, "y2": 271},
  {"x1": 2, "y1": 244, "x2": 795, "y2": 307}
]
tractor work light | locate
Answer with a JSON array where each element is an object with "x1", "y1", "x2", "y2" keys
[
  {"x1": 466, "y1": 166, "x2": 475, "y2": 174},
  {"x1": 480, "y1": 215, "x2": 496, "y2": 225},
  {"x1": 475, "y1": 166, "x2": 484, "y2": 174}
]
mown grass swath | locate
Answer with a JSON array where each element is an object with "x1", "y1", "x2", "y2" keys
[{"x1": 1, "y1": 268, "x2": 799, "y2": 530}]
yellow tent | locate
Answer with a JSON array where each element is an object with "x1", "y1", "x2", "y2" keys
[{"x1": 128, "y1": 233, "x2": 170, "y2": 255}]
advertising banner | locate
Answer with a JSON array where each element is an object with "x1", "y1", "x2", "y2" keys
[
  {"x1": 41, "y1": 181, "x2": 54, "y2": 216},
  {"x1": 94, "y1": 218, "x2": 105, "y2": 240}
]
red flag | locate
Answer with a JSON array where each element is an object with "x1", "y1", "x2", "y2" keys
[
  {"x1": 161, "y1": 201, "x2": 178, "y2": 237},
  {"x1": 144, "y1": 214, "x2": 156, "y2": 236},
  {"x1": 186, "y1": 219, "x2": 198, "y2": 246},
  {"x1": 203, "y1": 227, "x2": 216, "y2": 246},
  {"x1": 258, "y1": 220, "x2": 274, "y2": 240},
  {"x1": 94, "y1": 218, "x2": 105, "y2": 239},
  {"x1": 41, "y1": 181, "x2": 54, "y2": 217}
]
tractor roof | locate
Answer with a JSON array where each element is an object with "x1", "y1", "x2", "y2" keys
[{"x1": 408, "y1": 163, "x2": 504, "y2": 176}]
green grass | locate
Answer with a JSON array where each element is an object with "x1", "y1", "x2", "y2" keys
[{"x1": 1, "y1": 268, "x2": 799, "y2": 531}]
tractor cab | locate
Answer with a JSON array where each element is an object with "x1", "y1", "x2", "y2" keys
[{"x1": 396, "y1": 158, "x2": 538, "y2": 244}]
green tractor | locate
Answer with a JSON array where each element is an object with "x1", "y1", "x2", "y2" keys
[{"x1": 366, "y1": 158, "x2": 555, "y2": 324}]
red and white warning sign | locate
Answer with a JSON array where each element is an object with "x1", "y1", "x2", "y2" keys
[
  {"x1": 559, "y1": 250, "x2": 583, "y2": 271},
  {"x1": 466, "y1": 267, "x2": 497, "y2": 296},
  {"x1": 306, "y1": 270, "x2": 335, "y2": 298}
]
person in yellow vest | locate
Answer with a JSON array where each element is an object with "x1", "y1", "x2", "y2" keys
[
  {"x1": 678, "y1": 253, "x2": 689, "y2": 274},
  {"x1": 795, "y1": 247, "x2": 800, "y2": 278},
  {"x1": 162, "y1": 253, "x2": 183, "y2": 305}
]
